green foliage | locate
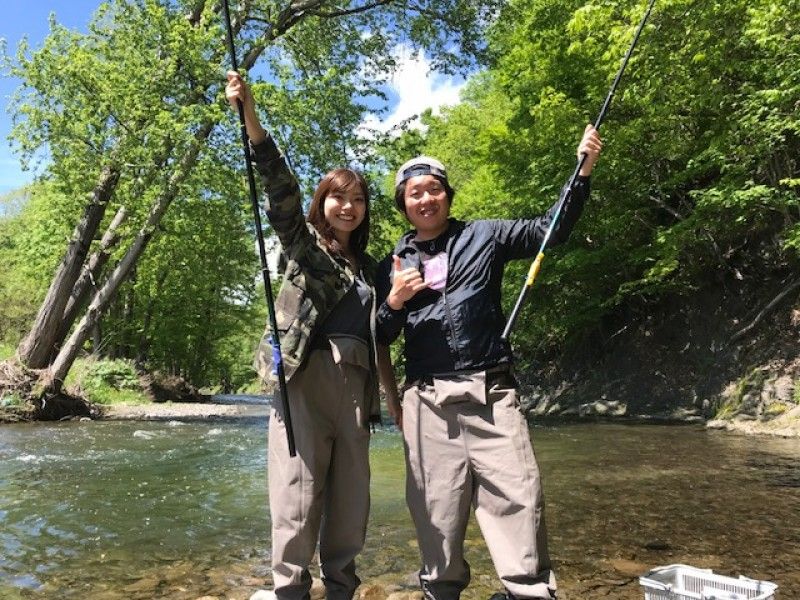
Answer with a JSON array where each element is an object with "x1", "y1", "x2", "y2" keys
[
  {"x1": 0, "y1": 392, "x2": 23, "y2": 408},
  {"x1": 1, "y1": 0, "x2": 501, "y2": 387},
  {"x1": 386, "y1": 0, "x2": 800, "y2": 361},
  {"x1": 0, "y1": 183, "x2": 80, "y2": 344},
  {"x1": 100, "y1": 169, "x2": 261, "y2": 387},
  {"x1": 64, "y1": 357, "x2": 149, "y2": 405},
  {"x1": 6, "y1": 0, "x2": 796, "y2": 390},
  {"x1": 83, "y1": 359, "x2": 140, "y2": 390}
]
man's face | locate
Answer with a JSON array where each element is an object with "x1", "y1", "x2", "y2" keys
[{"x1": 403, "y1": 174, "x2": 450, "y2": 237}]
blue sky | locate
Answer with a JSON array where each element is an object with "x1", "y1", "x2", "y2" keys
[
  {"x1": 1, "y1": 1, "x2": 100, "y2": 194},
  {"x1": 0, "y1": 2, "x2": 465, "y2": 196}
]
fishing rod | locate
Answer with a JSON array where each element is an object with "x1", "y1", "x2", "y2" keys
[
  {"x1": 502, "y1": 0, "x2": 656, "y2": 341},
  {"x1": 222, "y1": 0, "x2": 296, "y2": 457}
]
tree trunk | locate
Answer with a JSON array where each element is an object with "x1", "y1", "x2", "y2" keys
[
  {"x1": 121, "y1": 266, "x2": 137, "y2": 359},
  {"x1": 91, "y1": 321, "x2": 103, "y2": 356},
  {"x1": 52, "y1": 206, "x2": 128, "y2": 358},
  {"x1": 16, "y1": 165, "x2": 120, "y2": 368},
  {"x1": 136, "y1": 269, "x2": 169, "y2": 367},
  {"x1": 46, "y1": 124, "x2": 213, "y2": 390}
]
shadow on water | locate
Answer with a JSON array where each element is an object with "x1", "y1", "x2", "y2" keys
[{"x1": 0, "y1": 420, "x2": 797, "y2": 599}]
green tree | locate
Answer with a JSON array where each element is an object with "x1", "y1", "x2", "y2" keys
[
  {"x1": 1, "y1": 0, "x2": 504, "y2": 405},
  {"x1": 405, "y1": 0, "x2": 799, "y2": 362}
]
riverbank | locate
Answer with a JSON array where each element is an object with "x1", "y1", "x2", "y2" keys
[
  {"x1": 4, "y1": 399, "x2": 799, "y2": 437},
  {"x1": 106, "y1": 401, "x2": 800, "y2": 437},
  {"x1": 99, "y1": 401, "x2": 270, "y2": 421}
]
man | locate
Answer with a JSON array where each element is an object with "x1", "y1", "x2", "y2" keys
[{"x1": 376, "y1": 125, "x2": 602, "y2": 600}]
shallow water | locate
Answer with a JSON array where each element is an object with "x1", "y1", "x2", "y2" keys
[{"x1": 0, "y1": 419, "x2": 798, "y2": 599}]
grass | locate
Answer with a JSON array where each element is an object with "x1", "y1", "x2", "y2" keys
[
  {"x1": 238, "y1": 377, "x2": 268, "y2": 395},
  {"x1": 0, "y1": 341, "x2": 14, "y2": 361},
  {"x1": 0, "y1": 392, "x2": 23, "y2": 408},
  {"x1": 64, "y1": 357, "x2": 151, "y2": 406}
]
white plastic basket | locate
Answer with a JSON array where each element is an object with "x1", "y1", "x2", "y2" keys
[{"x1": 639, "y1": 564, "x2": 777, "y2": 600}]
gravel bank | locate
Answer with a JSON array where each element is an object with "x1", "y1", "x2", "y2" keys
[{"x1": 100, "y1": 402, "x2": 269, "y2": 421}]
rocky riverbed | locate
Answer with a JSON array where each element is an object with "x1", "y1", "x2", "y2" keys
[{"x1": 100, "y1": 401, "x2": 269, "y2": 421}]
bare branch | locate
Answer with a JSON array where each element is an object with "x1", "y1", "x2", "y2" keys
[
  {"x1": 186, "y1": 0, "x2": 207, "y2": 25},
  {"x1": 729, "y1": 277, "x2": 800, "y2": 344},
  {"x1": 648, "y1": 193, "x2": 685, "y2": 221},
  {"x1": 308, "y1": 0, "x2": 395, "y2": 18}
]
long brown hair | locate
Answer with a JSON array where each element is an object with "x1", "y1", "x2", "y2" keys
[{"x1": 307, "y1": 168, "x2": 370, "y2": 260}]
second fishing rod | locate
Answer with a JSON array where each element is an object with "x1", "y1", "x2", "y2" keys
[{"x1": 501, "y1": 0, "x2": 657, "y2": 341}]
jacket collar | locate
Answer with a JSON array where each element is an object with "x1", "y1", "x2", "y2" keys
[{"x1": 398, "y1": 218, "x2": 464, "y2": 256}]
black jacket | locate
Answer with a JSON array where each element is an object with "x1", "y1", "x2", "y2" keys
[{"x1": 376, "y1": 177, "x2": 590, "y2": 382}]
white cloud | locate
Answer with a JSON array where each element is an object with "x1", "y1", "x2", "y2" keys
[{"x1": 358, "y1": 45, "x2": 465, "y2": 138}]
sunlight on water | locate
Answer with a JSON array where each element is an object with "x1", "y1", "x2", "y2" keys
[{"x1": 0, "y1": 420, "x2": 798, "y2": 599}]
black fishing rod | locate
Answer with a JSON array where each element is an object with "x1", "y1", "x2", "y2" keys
[
  {"x1": 502, "y1": 0, "x2": 656, "y2": 341},
  {"x1": 222, "y1": 0, "x2": 296, "y2": 457}
]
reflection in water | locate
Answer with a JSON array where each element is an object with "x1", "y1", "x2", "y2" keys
[{"x1": 0, "y1": 421, "x2": 798, "y2": 599}]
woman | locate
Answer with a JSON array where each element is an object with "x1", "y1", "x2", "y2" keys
[{"x1": 226, "y1": 71, "x2": 398, "y2": 600}]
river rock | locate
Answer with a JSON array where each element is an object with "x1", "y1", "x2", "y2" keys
[
  {"x1": 607, "y1": 558, "x2": 650, "y2": 577},
  {"x1": 250, "y1": 591, "x2": 276, "y2": 600},
  {"x1": 311, "y1": 577, "x2": 326, "y2": 600},
  {"x1": 162, "y1": 560, "x2": 194, "y2": 582},
  {"x1": 643, "y1": 540, "x2": 671, "y2": 551},
  {"x1": 359, "y1": 584, "x2": 387, "y2": 600},
  {"x1": 122, "y1": 577, "x2": 160, "y2": 593}
]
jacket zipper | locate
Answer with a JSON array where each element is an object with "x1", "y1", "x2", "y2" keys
[{"x1": 441, "y1": 233, "x2": 464, "y2": 369}]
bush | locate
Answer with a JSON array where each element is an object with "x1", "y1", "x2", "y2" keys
[
  {"x1": 65, "y1": 358, "x2": 150, "y2": 405},
  {"x1": 0, "y1": 341, "x2": 15, "y2": 361},
  {"x1": 0, "y1": 392, "x2": 23, "y2": 408},
  {"x1": 83, "y1": 359, "x2": 140, "y2": 390}
]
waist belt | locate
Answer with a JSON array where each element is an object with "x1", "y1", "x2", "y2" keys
[
  {"x1": 309, "y1": 334, "x2": 370, "y2": 370},
  {"x1": 417, "y1": 366, "x2": 516, "y2": 388},
  {"x1": 309, "y1": 333, "x2": 367, "y2": 351}
]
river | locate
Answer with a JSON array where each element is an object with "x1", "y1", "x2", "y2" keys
[{"x1": 1, "y1": 417, "x2": 798, "y2": 599}]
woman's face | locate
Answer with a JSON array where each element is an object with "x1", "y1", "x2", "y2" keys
[{"x1": 323, "y1": 184, "x2": 367, "y2": 235}]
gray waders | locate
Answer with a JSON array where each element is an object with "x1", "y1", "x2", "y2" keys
[
  {"x1": 402, "y1": 371, "x2": 556, "y2": 600},
  {"x1": 268, "y1": 336, "x2": 372, "y2": 600}
]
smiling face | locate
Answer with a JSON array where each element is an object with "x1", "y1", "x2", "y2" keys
[
  {"x1": 323, "y1": 185, "x2": 366, "y2": 236},
  {"x1": 308, "y1": 168, "x2": 371, "y2": 255},
  {"x1": 403, "y1": 174, "x2": 451, "y2": 240}
]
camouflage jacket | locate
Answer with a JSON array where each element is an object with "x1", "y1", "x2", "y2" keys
[{"x1": 250, "y1": 136, "x2": 381, "y2": 426}]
